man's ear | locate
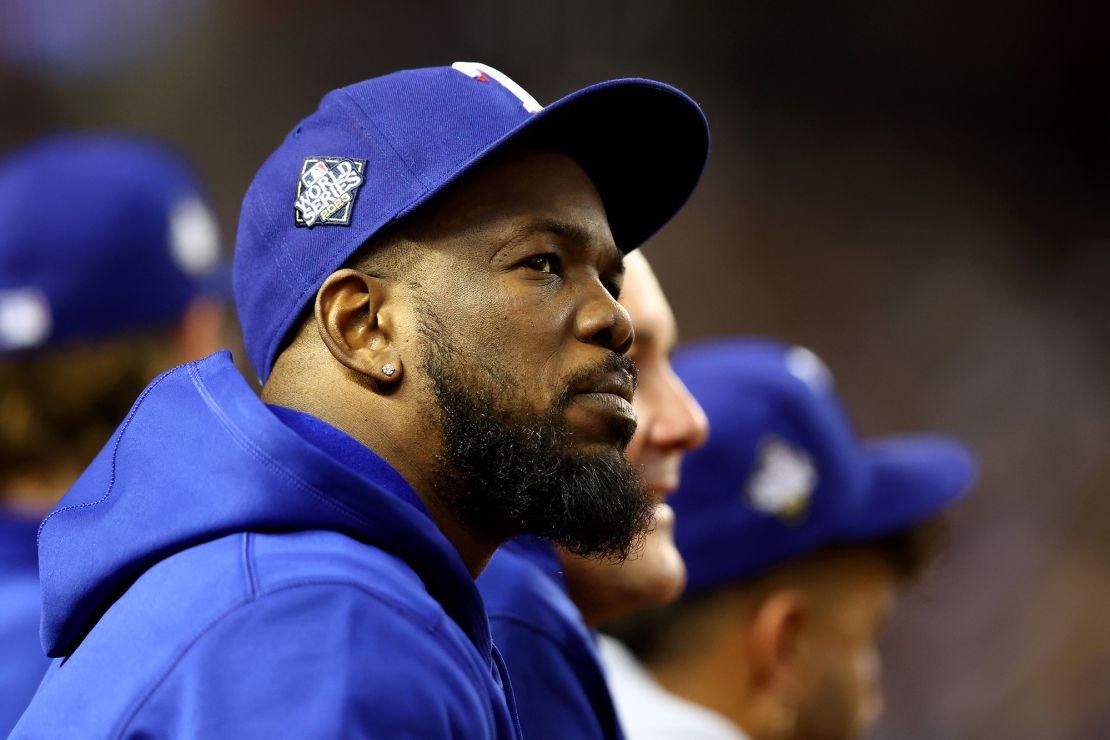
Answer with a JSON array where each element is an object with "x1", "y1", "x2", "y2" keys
[
  {"x1": 751, "y1": 589, "x2": 808, "y2": 678},
  {"x1": 315, "y1": 268, "x2": 403, "y2": 385},
  {"x1": 746, "y1": 589, "x2": 809, "y2": 738}
]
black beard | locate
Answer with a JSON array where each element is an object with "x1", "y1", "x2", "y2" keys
[{"x1": 418, "y1": 312, "x2": 653, "y2": 561}]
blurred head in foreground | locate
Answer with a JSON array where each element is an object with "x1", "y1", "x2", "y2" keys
[
  {"x1": 0, "y1": 134, "x2": 227, "y2": 510},
  {"x1": 605, "y1": 338, "x2": 976, "y2": 740},
  {"x1": 560, "y1": 251, "x2": 710, "y2": 625}
]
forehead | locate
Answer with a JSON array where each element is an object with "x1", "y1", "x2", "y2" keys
[{"x1": 408, "y1": 149, "x2": 619, "y2": 258}]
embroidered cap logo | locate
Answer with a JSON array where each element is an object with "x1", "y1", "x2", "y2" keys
[
  {"x1": 745, "y1": 435, "x2": 817, "y2": 524},
  {"x1": 451, "y1": 61, "x2": 543, "y2": 114},
  {"x1": 294, "y1": 156, "x2": 366, "y2": 228}
]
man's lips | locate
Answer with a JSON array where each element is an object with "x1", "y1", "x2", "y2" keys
[
  {"x1": 572, "y1": 391, "x2": 636, "y2": 422},
  {"x1": 570, "y1": 370, "x2": 637, "y2": 423},
  {"x1": 653, "y1": 502, "x2": 676, "y2": 530},
  {"x1": 572, "y1": 370, "x2": 635, "y2": 404},
  {"x1": 646, "y1": 478, "x2": 678, "y2": 502},
  {"x1": 643, "y1": 455, "x2": 684, "y2": 501}
]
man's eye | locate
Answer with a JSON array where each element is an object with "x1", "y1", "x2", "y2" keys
[{"x1": 522, "y1": 254, "x2": 559, "y2": 274}]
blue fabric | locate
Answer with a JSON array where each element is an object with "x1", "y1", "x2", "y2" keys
[
  {"x1": 671, "y1": 338, "x2": 978, "y2": 595},
  {"x1": 12, "y1": 350, "x2": 520, "y2": 739},
  {"x1": 0, "y1": 134, "x2": 227, "y2": 353},
  {"x1": 0, "y1": 508, "x2": 50, "y2": 736},
  {"x1": 266, "y1": 404, "x2": 431, "y2": 517},
  {"x1": 233, "y1": 63, "x2": 710, "y2": 380},
  {"x1": 479, "y1": 536, "x2": 624, "y2": 740}
]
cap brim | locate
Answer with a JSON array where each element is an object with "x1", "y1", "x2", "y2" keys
[
  {"x1": 397, "y1": 78, "x2": 710, "y2": 253},
  {"x1": 840, "y1": 435, "x2": 977, "y2": 539}
]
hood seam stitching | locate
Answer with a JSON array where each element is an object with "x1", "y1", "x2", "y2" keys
[
  {"x1": 36, "y1": 365, "x2": 186, "y2": 544},
  {"x1": 186, "y1": 363, "x2": 378, "y2": 530},
  {"x1": 115, "y1": 579, "x2": 449, "y2": 738}
]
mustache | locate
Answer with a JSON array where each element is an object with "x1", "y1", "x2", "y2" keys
[{"x1": 554, "y1": 353, "x2": 639, "y2": 410}]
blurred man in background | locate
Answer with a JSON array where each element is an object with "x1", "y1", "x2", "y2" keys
[
  {"x1": 602, "y1": 338, "x2": 977, "y2": 740},
  {"x1": 478, "y1": 250, "x2": 709, "y2": 739},
  {"x1": 0, "y1": 133, "x2": 227, "y2": 734}
]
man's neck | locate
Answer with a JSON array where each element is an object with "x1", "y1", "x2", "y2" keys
[
  {"x1": 420, "y1": 498, "x2": 501, "y2": 578},
  {"x1": 261, "y1": 380, "x2": 502, "y2": 578}
]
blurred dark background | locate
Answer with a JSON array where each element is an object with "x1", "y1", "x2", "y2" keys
[{"x1": 2, "y1": 1, "x2": 1108, "y2": 737}]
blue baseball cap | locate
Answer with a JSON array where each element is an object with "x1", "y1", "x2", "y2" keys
[
  {"x1": 671, "y1": 338, "x2": 977, "y2": 595},
  {"x1": 233, "y1": 62, "x2": 710, "y2": 381},
  {"x1": 0, "y1": 134, "x2": 226, "y2": 353}
]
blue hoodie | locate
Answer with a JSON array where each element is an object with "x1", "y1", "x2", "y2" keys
[
  {"x1": 0, "y1": 509, "x2": 50, "y2": 735},
  {"x1": 479, "y1": 537, "x2": 624, "y2": 740},
  {"x1": 12, "y1": 351, "x2": 520, "y2": 739}
]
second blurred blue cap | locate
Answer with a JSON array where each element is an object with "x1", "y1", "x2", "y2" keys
[
  {"x1": 672, "y1": 338, "x2": 977, "y2": 595},
  {"x1": 0, "y1": 134, "x2": 226, "y2": 354},
  {"x1": 234, "y1": 62, "x2": 710, "y2": 381}
]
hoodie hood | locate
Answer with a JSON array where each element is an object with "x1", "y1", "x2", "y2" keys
[{"x1": 38, "y1": 350, "x2": 487, "y2": 658}]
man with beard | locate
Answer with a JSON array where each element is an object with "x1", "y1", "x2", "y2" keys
[
  {"x1": 478, "y1": 250, "x2": 710, "y2": 739},
  {"x1": 11, "y1": 63, "x2": 708, "y2": 738},
  {"x1": 600, "y1": 339, "x2": 976, "y2": 740}
]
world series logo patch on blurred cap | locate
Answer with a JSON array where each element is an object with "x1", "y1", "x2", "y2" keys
[
  {"x1": 0, "y1": 288, "x2": 51, "y2": 351},
  {"x1": 745, "y1": 435, "x2": 817, "y2": 524},
  {"x1": 294, "y1": 156, "x2": 366, "y2": 228}
]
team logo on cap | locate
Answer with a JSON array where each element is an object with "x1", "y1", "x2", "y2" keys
[
  {"x1": 451, "y1": 61, "x2": 543, "y2": 113},
  {"x1": 294, "y1": 156, "x2": 366, "y2": 228},
  {"x1": 169, "y1": 195, "x2": 222, "y2": 275},
  {"x1": 746, "y1": 435, "x2": 817, "y2": 523},
  {"x1": 0, "y1": 288, "x2": 51, "y2": 351},
  {"x1": 784, "y1": 345, "x2": 834, "y2": 393}
]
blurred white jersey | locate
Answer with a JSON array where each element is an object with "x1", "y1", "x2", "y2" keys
[{"x1": 598, "y1": 634, "x2": 749, "y2": 740}]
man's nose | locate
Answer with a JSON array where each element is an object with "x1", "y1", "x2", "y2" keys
[{"x1": 575, "y1": 288, "x2": 634, "y2": 356}]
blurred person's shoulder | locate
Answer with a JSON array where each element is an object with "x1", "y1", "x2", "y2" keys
[
  {"x1": 481, "y1": 537, "x2": 583, "y2": 639},
  {"x1": 480, "y1": 537, "x2": 622, "y2": 740},
  {"x1": 599, "y1": 635, "x2": 749, "y2": 740}
]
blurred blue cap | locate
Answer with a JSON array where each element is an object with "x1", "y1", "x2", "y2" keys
[
  {"x1": 233, "y1": 62, "x2": 710, "y2": 381},
  {"x1": 0, "y1": 134, "x2": 226, "y2": 354},
  {"x1": 672, "y1": 338, "x2": 977, "y2": 595}
]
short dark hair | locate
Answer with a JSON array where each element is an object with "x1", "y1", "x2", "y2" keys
[
  {"x1": 605, "y1": 516, "x2": 948, "y2": 665},
  {"x1": 844, "y1": 514, "x2": 948, "y2": 583}
]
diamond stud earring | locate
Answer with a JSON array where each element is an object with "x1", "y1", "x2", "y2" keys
[{"x1": 381, "y1": 363, "x2": 396, "y2": 377}]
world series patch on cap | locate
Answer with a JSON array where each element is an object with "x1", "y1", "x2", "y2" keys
[
  {"x1": 294, "y1": 157, "x2": 366, "y2": 227},
  {"x1": 670, "y1": 338, "x2": 978, "y2": 595},
  {"x1": 233, "y1": 61, "x2": 710, "y2": 381}
]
